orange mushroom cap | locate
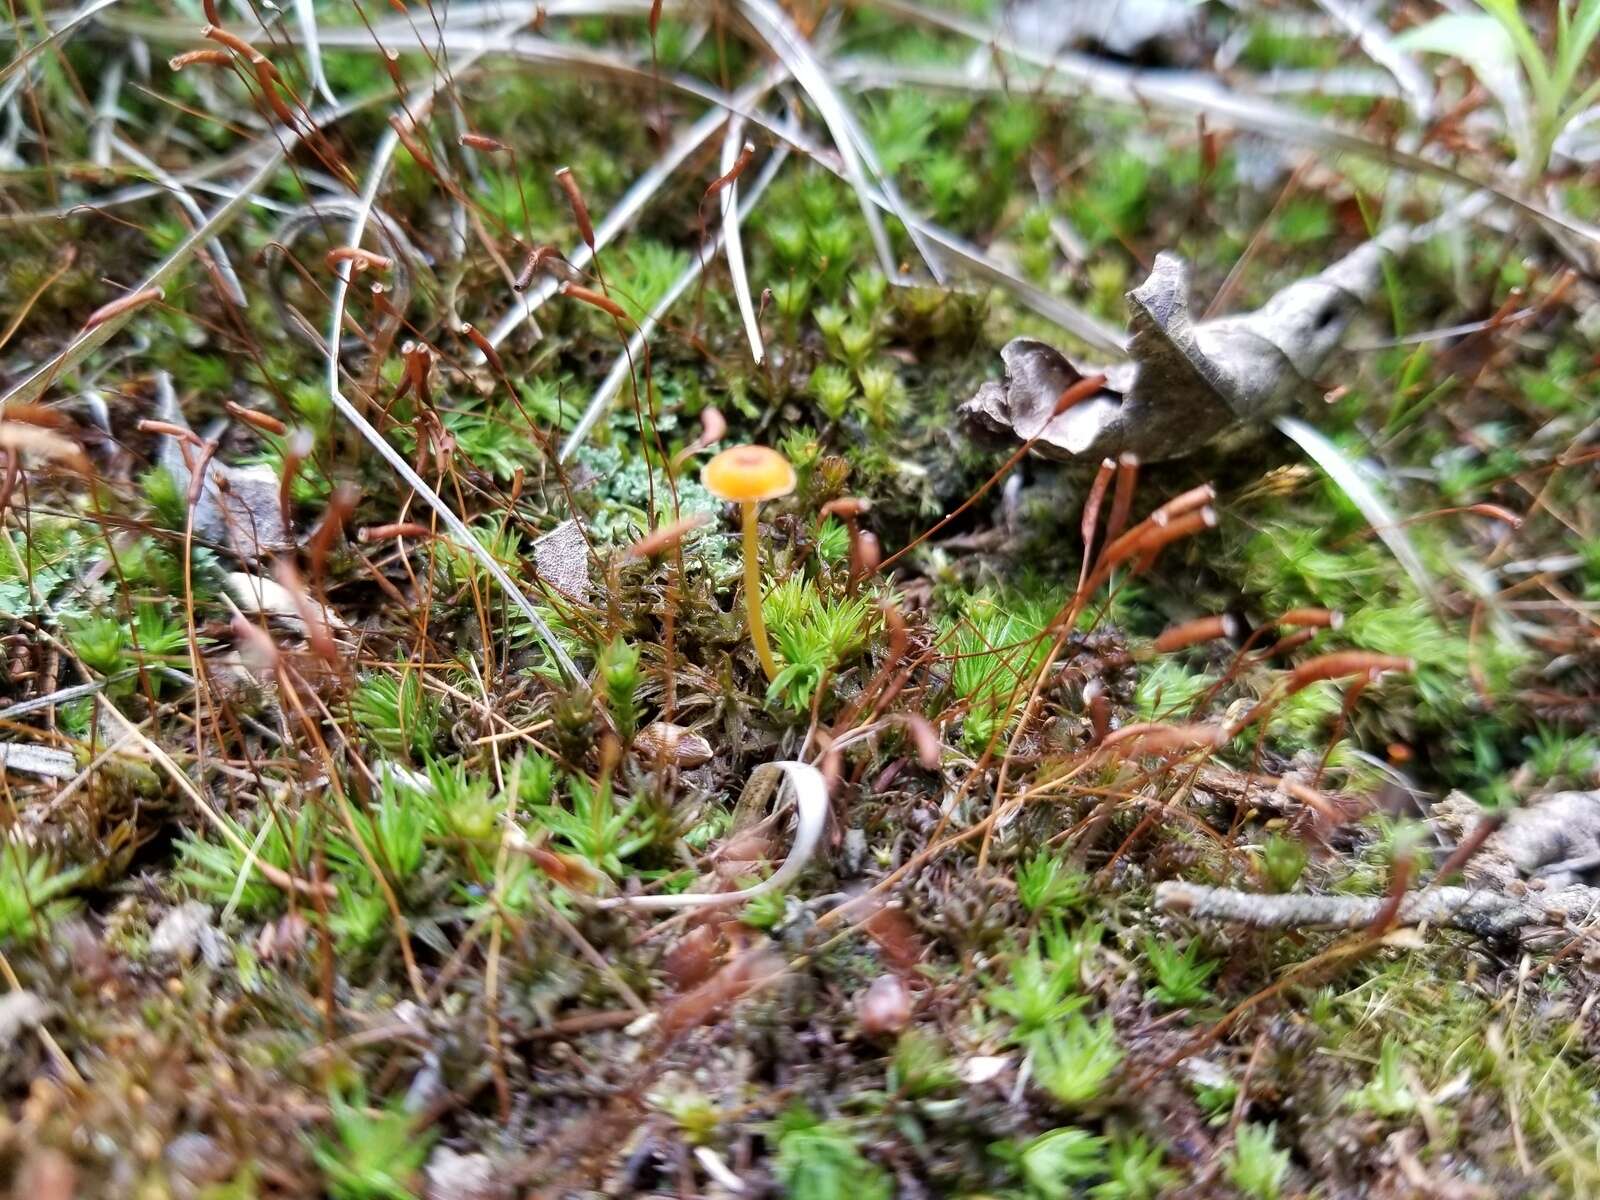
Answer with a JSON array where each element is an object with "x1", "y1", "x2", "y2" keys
[{"x1": 701, "y1": 444, "x2": 796, "y2": 504}]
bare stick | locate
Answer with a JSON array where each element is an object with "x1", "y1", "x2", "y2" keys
[{"x1": 1156, "y1": 881, "x2": 1549, "y2": 939}]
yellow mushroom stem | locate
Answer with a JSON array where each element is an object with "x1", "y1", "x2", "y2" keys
[{"x1": 741, "y1": 500, "x2": 779, "y2": 682}]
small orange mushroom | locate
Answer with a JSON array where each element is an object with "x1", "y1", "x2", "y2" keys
[{"x1": 702, "y1": 444, "x2": 796, "y2": 683}]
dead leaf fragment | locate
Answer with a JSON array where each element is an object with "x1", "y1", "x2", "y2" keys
[
  {"x1": 962, "y1": 238, "x2": 1391, "y2": 462},
  {"x1": 533, "y1": 518, "x2": 589, "y2": 601},
  {"x1": 857, "y1": 974, "x2": 913, "y2": 1036},
  {"x1": 0, "y1": 422, "x2": 90, "y2": 473},
  {"x1": 633, "y1": 721, "x2": 714, "y2": 767},
  {"x1": 149, "y1": 900, "x2": 217, "y2": 962},
  {"x1": 223, "y1": 572, "x2": 350, "y2": 631},
  {"x1": 0, "y1": 990, "x2": 51, "y2": 1044},
  {"x1": 0, "y1": 744, "x2": 76, "y2": 780},
  {"x1": 153, "y1": 373, "x2": 293, "y2": 559},
  {"x1": 1006, "y1": 0, "x2": 1196, "y2": 57}
]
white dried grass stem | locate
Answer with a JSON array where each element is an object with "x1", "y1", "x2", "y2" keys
[{"x1": 596, "y1": 760, "x2": 827, "y2": 911}]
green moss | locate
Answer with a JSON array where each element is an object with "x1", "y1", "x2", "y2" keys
[
  {"x1": 4, "y1": 6, "x2": 1595, "y2": 1192},
  {"x1": 1066, "y1": 146, "x2": 1151, "y2": 248},
  {"x1": 1135, "y1": 657, "x2": 1214, "y2": 721},
  {"x1": 1310, "y1": 956, "x2": 1600, "y2": 1192}
]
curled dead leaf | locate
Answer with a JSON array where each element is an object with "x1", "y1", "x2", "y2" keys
[{"x1": 961, "y1": 238, "x2": 1392, "y2": 462}]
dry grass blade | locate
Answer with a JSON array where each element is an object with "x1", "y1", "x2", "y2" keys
[
  {"x1": 2, "y1": 85, "x2": 395, "y2": 403},
  {"x1": 464, "y1": 48, "x2": 1121, "y2": 349},
  {"x1": 894, "y1": 196, "x2": 1129, "y2": 355},
  {"x1": 320, "y1": 33, "x2": 584, "y2": 686},
  {"x1": 98, "y1": 5, "x2": 1598, "y2": 248},
  {"x1": 1249, "y1": 67, "x2": 1405, "y2": 99},
  {"x1": 559, "y1": 142, "x2": 789, "y2": 461},
  {"x1": 0, "y1": 0, "x2": 123, "y2": 91},
  {"x1": 1312, "y1": 0, "x2": 1433, "y2": 120},
  {"x1": 483, "y1": 62, "x2": 790, "y2": 351},
  {"x1": 1, "y1": 150, "x2": 281, "y2": 408},
  {"x1": 368, "y1": 0, "x2": 654, "y2": 31},
  {"x1": 97, "y1": 700, "x2": 333, "y2": 901},
  {"x1": 718, "y1": 123, "x2": 764, "y2": 365},
  {"x1": 151, "y1": 19, "x2": 1116, "y2": 347},
  {"x1": 0, "y1": 90, "x2": 389, "y2": 227},
  {"x1": 1273, "y1": 415, "x2": 1435, "y2": 600},
  {"x1": 858, "y1": 3, "x2": 1600, "y2": 249},
  {"x1": 735, "y1": 0, "x2": 941, "y2": 283},
  {"x1": 292, "y1": 0, "x2": 337, "y2": 105},
  {"x1": 595, "y1": 760, "x2": 827, "y2": 910},
  {"x1": 110, "y1": 135, "x2": 247, "y2": 307}
]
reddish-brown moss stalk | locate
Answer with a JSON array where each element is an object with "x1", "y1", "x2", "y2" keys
[
  {"x1": 84, "y1": 287, "x2": 163, "y2": 329},
  {"x1": 1286, "y1": 651, "x2": 1414, "y2": 693},
  {"x1": 1154, "y1": 613, "x2": 1239, "y2": 653},
  {"x1": 625, "y1": 513, "x2": 709, "y2": 560},
  {"x1": 1105, "y1": 452, "x2": 1139, "y2": 542},
  {"x1": 358, "y1": 522, "x2": 434, "y2": 543},
  {"x1": 560, "y1": 282, "x2": 629, "y2": 322},
  {"x1": 225, "y1": 401, "x2": 286, "y2": 435},
  {"x1": 554, "y1": 166, "x2": 595, "y2": 251},
  {"x1": 1277, "y1": 606, "x2": 1343, "y2": 629},
  {"x1": 170, "y1": 48, "x2": 233, "y2": 70}
]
